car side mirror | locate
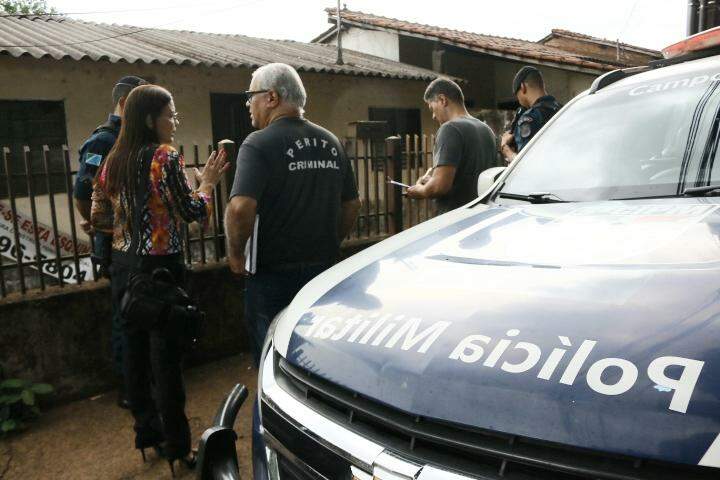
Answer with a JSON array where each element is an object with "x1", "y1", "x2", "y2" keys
[{"x1": 477, "y1": 167, "x2": 506, "y2": 197}]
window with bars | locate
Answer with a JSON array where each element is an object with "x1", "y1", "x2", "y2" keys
[{"x1": 0, "y1": 100, "x2": 69, "y2": 198}]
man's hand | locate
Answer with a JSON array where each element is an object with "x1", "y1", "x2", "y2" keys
[
  {"x1": 500, "y1": 131, "x2": 514, "y2": 150},
  {"x1": 500, "y1": 132, "x2": 517, "y2": 164},
  {"x1": 406, "y1": 166, "x2": 455, "y2": 200},
  {"x1": 224, "y1": 195, "x2": 257, "y2": 278},
  {"x1": 228, "y1": 254, "x2": 248, "y2": 276},
  {"x1": 80, "y1": 220, "x2": 94, "y2": 235},
  {"x1": 405, "y1": 184, "x2": 424, "y2": 199},
  {"x1": 418, "y1": 167, "x2": 433, "y2": 186}
]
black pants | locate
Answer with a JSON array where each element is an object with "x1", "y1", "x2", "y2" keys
[
  {"x1": 109, "y1": 265, "x2": 125, "y2": 376},
  {"x1": 244, "y1": 262, "x2": 331, "y2": 367},
  {"x1": 111, "y1": 253, "x2": 191, "y2": 459}
]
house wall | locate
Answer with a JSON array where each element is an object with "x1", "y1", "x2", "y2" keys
[
  {"x1": 0, "y1": 56, "x2": 436, "y2": 235},
  {"x1": 0, "y1": 56, "x2": 435, "y2": 164},
  {"x1": 328, "y1": 26, "x2": 400, "y2": 61}
]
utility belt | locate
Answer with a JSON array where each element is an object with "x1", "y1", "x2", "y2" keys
[{"x1": 118, "y1": 256, "x2": 202, "y2": 351}]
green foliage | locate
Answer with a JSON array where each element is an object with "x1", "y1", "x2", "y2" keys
[
  {"x1": 0, "y1": 0, "x2": 58, "y2": 15},
  {"x1": 0, "y1": 376, "x2": 53, "y2": 435}
]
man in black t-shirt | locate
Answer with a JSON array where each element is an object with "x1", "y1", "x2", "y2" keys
[
  {"x1": 407, "y1": 78, "x2": 496, "y2": 214},
  {"x1": 225, "y1": 63, "x2": 360, "y2": 365}
]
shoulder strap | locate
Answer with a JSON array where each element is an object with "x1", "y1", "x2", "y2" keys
[
  {"x1": 127, "y1": 148, "x2": 154, "y2": 264},
  {"x1": 93, "y1": 120, "x2": 119, "y2": 137}
]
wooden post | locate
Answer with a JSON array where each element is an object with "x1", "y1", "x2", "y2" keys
[{"x1": 386, "y1": 136, "x2": 403, "y2": 235}]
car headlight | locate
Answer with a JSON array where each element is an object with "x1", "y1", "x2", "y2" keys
[{"x1": 257, "y1": 308, "x2": 284, "y2": 410}]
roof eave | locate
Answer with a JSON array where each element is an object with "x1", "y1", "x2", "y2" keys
[
  {"x1": 311, "y1": 25, "x2": 340, "y2": 43},
  {"x1": 339, "y1": 19, "x2": 611, "y2": 74},
  {"x1": 543, "y1": 30, "x2": 662, "y2": 58}
]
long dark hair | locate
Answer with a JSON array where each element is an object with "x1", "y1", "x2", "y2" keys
[{"x1": 102, "y1": 84, "x2": 172, "y2": 197}]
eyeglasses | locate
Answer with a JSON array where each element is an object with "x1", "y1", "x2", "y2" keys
[
  {"x1": 244, "y1": 89, "x2": 270, "y2": 101},
  {"x1": 166, "y1": 111, "x2": 180, "y2": 123}
]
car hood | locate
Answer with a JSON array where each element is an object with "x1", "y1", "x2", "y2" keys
[{"x1": 274, "y1": 199, "x2": 720, "y2": 468}]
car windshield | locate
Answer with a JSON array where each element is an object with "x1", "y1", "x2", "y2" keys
[{"x1": 498, "y1": 63, "x2": 720, "y2": 202}]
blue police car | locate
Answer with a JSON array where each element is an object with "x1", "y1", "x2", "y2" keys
[{"x1": 199, "y1": 29, "x2": 720, "y2": 480}]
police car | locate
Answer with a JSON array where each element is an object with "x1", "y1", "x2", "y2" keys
[{"x1": 199, "y1": 29, "x2": 720, "y2": 480}]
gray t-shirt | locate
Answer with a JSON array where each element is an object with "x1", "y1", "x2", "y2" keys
[
  {"x1": 433, "y1": 116, "x2": 496, "y2": 213},
  {"x1": 229, "y1": 117, "x2": 358, "y2": 269}
]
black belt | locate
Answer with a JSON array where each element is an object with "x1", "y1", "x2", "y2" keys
[{"x1": 111, "y1": 250, "x2": 183, "y2": 268}]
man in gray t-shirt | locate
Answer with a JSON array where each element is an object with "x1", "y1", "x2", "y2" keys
[{"x1": 407, "y1": 78, "x2": 496, "y2": 213}]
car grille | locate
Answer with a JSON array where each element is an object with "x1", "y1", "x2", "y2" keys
[
  {"x1": 272, "y1": 353, "x2": 717, "y2": 480},
  {"x1": 262, "y1": 403, "x2": 348, "y2": 480}
]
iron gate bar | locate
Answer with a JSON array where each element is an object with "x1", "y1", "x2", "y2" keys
[
  {"x1": 422, "y1": 135, "x2": 429, "y2": 222},
  {"x1": 209, "y1": 144, "x2": 221, "y2": 263},
  {"x1": 403, "y1": 135, "x2": 412, "y2": 231},
  {"x1": 383, "y1": 145, "x2": 390, "y2": 236},
  {"x1": 0, "y1": 152, "x2": 6, "y2": 297},
  {"x1": 24, "y1": 146, "x2": 45, "y2": 290},
  {"x1": 193, "y1": 145, "x2": 207, "y2": 265},
  {"x1": 353, "y1": 138, "x2": 361, "y2": 239},
  {"x1": 0, "y1": 233, "x2": 5, "y2": 297},
  {"x1": 179, "y1": 145, "x2": 193, "y2": 265},
  {"x1": 413, "y1": 135, "x2": 421, "y2": 227},
  {"x1": 363, "y1": 138, "x2": 371, "y2": 238},
  {"x1": 373, "y1": 139, "x2": 381, "y2": 237},
  {"x1": 62, "y1": 146, "x2": 82, "y2": 285},
  {"x1": 4, "y1": 147, "x2": 26, "y2": 293}
]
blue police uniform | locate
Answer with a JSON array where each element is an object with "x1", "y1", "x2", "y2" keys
[
  {"x1": 74, "y1": 114, "x2": 123, "y2": 374},
  {"x1": 74, "y1": 114, "x2": 121, "y2": 200},
  {"x1": 513, "y1": 95, "x2": 562, "y2": 152}
]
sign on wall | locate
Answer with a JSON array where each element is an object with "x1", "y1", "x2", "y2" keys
[{"x1": 0, "y1": 201, "x2": 93, "y2": 284}]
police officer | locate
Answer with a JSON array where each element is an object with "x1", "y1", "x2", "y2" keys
[
  {"x1": 73, "y1": 75, "x2": 146, "y2": 409},
  {"x1": 500, "y1": 66, "x2": 562, "y2": 163}
]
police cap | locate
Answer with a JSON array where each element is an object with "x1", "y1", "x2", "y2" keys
[
  {"x1": 512, "y1": 66, "x2": 540, "y2": 94},
  {"x1": 116, "y1": 75, "x2": 147, "y2": 89},
  {"x1": 112, "y1": 76, "x2": 147, "y2": 104}
]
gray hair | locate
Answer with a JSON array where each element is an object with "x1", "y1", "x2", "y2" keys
[{"x1": 252, "y1": 63, "x2": 307, "y2": 112}]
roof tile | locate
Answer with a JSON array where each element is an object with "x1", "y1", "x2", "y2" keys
[
  {"x1": 326, "y1": 8, "x2": 635, "y2": 71},
  {"x1": 0, "y1": 15, "x2": 442, "y2": 81}
]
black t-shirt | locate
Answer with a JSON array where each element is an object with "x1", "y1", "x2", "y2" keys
[
  {"x1": 433, "y1": 116, "x2": 496, "y2": 213},
  {"x1": 230, "y1": 117, "x2": 358, "y2": 269}
]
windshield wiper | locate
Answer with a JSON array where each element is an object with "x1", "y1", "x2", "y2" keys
[
  {"x1": 682, "y1": 185, "x2": 720, "y2": 196},
  {"x1": 496, "y1": 191, "x2": 566, "y2": 204}
]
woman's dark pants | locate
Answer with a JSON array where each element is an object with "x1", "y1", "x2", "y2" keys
[{"x1": 111, "y1": 253, "x2": 191, "y2": 459}]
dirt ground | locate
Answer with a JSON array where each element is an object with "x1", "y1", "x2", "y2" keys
[{"x1": 0, "y1": 354, "x2": 256, "y2": 480}]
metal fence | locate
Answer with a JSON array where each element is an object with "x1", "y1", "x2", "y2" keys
[{"x1": 0, "y1": 135, "x2": 437, "y2": 298}]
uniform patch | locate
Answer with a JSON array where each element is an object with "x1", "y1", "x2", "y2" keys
[
  {"x1": 520, "y1": 123, "x2": 532, "y2": 138},
  {"x1": 85, "y1": 153, "x2": 103, "y2": 166}
]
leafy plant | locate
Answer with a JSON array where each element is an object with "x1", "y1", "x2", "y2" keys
[
  {"x1": 0, "y1": 0, "x2": 58, "y2": 15},
  {"x1": 0, "y1": 378, "x2": 53, "y2": 434}
]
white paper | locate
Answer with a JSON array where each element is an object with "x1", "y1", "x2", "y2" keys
[{"x1": 244, "y1": 214, "x2": 259, "y2": 274}]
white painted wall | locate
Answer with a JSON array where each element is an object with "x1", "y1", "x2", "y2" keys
[{"x1": 329, "y1": 27, "x2": 400, "y2": 61}]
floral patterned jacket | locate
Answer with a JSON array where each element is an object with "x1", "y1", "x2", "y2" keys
[{"x1": 91, "y1": 144, "x2": 212, "y2": 256}]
